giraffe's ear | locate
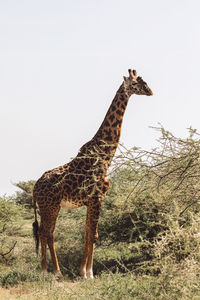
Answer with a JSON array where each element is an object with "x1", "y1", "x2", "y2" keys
[{"x1": 123, "y1": 76, "x2": 128, "y2": 81}]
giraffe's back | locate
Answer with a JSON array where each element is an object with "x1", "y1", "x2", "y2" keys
[{"x1": 33, "y1": 139, "x2": 111, "y2": 210}]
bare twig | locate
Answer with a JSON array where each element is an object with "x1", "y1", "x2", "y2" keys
[{"x1": 0, "y1": 241, "x2": 17, "y2": 258}]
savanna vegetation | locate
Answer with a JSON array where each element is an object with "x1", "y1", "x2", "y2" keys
[{"x1": 0, "y1": 126, "x2": 200, "y2": 299}]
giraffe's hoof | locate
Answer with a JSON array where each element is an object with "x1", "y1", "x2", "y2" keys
[
  {"x1": 86, "y1": 270, "x2": 94, "y2": 280},
  {"x1": 54, "y1": 271, "x2": 64, "y2": 281},
  {"x1": 80, "y1": 267, "x2": 87, "y2": 279},
  {"x1": 41, "y1": 270, "x2": 48, "y2": 276},
  {"x1": 80, "y1": 273, "x2": 87, "y2": 280}
]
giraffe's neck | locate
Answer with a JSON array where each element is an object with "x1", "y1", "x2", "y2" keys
[{"x1": 92, "y1": 83, "x2": 130, "y2": 161}]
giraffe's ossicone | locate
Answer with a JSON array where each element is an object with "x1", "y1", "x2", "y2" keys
[{"x1": 33, "y1": 69, "x2": 153, "y2": 279}]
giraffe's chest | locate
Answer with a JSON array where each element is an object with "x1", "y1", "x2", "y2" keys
[{"x1": 60, "y1": 199, "x2": 79, "y2": 210}]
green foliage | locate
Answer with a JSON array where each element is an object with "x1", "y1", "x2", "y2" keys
[
  {"x1": 1, "y1": 269, "x2": 54, "y2": 287},
  {"x1": 0, "y1": 197, "x2": 17, "y2": 225},
  {"x1": 77, "y1": 271, "x2": 200, "y2": 300},
  {"x1": 11, "y1": 180, "x2": 36, "y2": 208},
  {"x1": 98, "y1": 126, "x2": 200, "y2": 274},
  {"x1": 0, "y1": 197, "x2": 21, "y2": 263}
]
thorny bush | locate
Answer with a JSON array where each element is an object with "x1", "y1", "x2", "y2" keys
[{"x1": 98, "y1": 126, "x2": 200, "y2": 273}]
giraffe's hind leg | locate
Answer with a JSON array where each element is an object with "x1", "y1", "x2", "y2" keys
[
  {"x1": 39, "y1": 205, "x2": 61, "y2": 275},
  {"x1": 40, "y1": 234, "x2": 47, "y2": 273},
  {"x1": 47, "y1": 231, "x2": 61, "y2": 276}
]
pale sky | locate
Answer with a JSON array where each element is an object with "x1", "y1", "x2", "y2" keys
[{"x1": 1, "y1": 0, "x2": 200, "y2": 195}]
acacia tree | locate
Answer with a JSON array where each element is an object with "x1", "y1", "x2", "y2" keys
[
  {"x1": 98, "y1": 126, "x2": 200, "y2": 273},
  {"x1": 112, "y1": 125, "x2": 200, "y2": 220},
  {"x1": 11, "y1": 180, "x2": 36, "y2": 208}
]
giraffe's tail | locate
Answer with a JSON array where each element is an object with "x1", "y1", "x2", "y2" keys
[{"x1": 32, "y1": 197, "x2": 39, "y2": 255}]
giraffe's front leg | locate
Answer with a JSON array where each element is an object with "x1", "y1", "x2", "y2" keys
[
  {"x1": 80, "y1": 199, "x2": 102, "y2": 279},
  {"x1": 80, "y1": 209, "x2": 90, "y2": 279}
]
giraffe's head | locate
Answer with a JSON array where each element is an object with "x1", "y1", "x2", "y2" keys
[{"x1": 123, "y1": 69, "x2": 153, "y2": 96}]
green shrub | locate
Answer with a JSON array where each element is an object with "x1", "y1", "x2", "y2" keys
[
  {"x1": 1, "y1": 269, "x2": 54, "y2": 287},
  {"x1": 0, "y1": 197, "x2": 21, "y2": 263},
  {"x1": 11, "y1": 180, "x2": 36, "y2": 208}
]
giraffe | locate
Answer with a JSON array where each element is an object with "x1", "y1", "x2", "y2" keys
[{"x1": 33, "y1": 69, "x2": 153, "y2": 279}]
